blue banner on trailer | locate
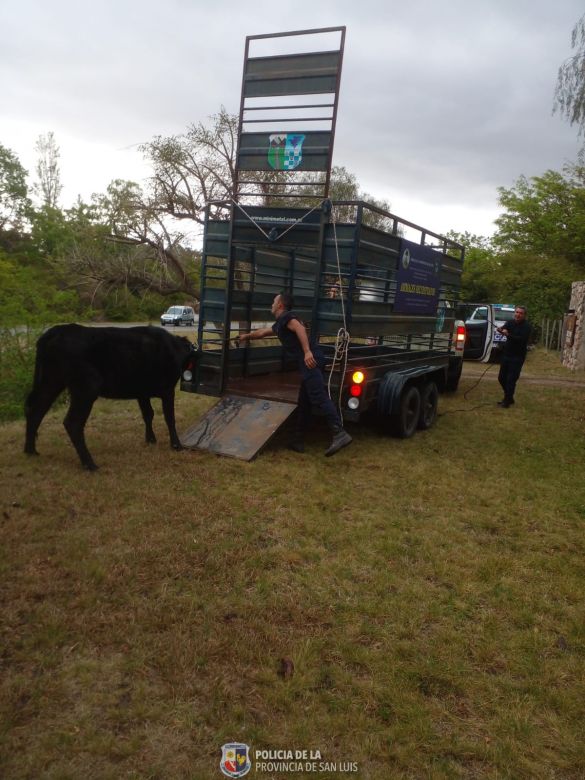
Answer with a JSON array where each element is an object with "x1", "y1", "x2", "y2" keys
[{"x1": 393, "y1": 239, "x2": 443, "y2": 316}]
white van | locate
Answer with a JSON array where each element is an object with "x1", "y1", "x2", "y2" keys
[{"x1": 160, "y1": 306, "x2": 196, "y2": 327}]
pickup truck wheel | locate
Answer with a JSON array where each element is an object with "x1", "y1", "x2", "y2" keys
[
  {"x1": 445, "y1": 358, "x2": 463, "y2": 392},
  {"x1": 391, "y1": 385, "x2": 421, "y2": 438},
  {"x1": 418, "y1": 381, "x2": 438, "y2": 430}
]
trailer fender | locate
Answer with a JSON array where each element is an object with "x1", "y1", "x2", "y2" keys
[
  {"x1": 377, "y1": 365, "x2": 443, "y2": 417},
  {"x1": 377, "y1": 372, "x2": 408, "y2": 418}
]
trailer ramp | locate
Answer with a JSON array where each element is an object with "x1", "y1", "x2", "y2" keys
[{"x1": 181, "y1": 395, "x2": 296, "y2": 461}]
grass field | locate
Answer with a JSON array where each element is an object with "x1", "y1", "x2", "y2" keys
[{"x1": 1, "y1": 351, "x2": 584, "y2": 779}]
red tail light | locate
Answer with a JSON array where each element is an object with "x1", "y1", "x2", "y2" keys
[{"x1": 455, "y1": 324, "x2": 466, "y2": 350}]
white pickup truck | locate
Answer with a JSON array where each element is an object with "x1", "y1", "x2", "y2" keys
[{"x1": 462, "y1": 303, "x2": 516, "y2": 361}]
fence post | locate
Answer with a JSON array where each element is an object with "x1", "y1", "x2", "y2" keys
[{"x1": 550, "y1": 320, "x2": 556, "y2": 351}]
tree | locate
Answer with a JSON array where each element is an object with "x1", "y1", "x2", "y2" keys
[
  {"x1": 488, "y1": 250, "x2": 574, "y2": 320},
  {"x1": 92, "y1": 180, "x2": 199, "y2": 299},
  {"x1": 446, "y1": 231, "x2": 501, "y2": 302},
  {"x1": 327, "y1": 166, "x2": 393, "y2": 230},
  {"x1": 474, "y1": 164, "x2": 584, "y2": 320},
  {"x1": 554, "y1": 14, "x2": 585, "y2": 134},
  {"x1": 494, "y1": 161, "x2": 585, "y2": 268},
  {"x1": 0, "y1": 144, "x2": 30, "y2": 233},
  {"x1": 34, "y1": 132, "x2": 62, "y2": 208},
  {"x1": 142, "y1": 106, "x2": 238, "y2": 229}
]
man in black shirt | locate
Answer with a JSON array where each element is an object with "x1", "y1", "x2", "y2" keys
[
  {"x1": 496, "y1": 305, "x2": 531, "y2": 408},
  {"x1": 237, "y1": 292, "x2": 352, "y2": 456}
]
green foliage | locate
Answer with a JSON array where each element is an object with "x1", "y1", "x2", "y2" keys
[
  {"x1": 329, "y1": 166, "x2": 394, "y2": 230},
  {"x1": 448, "y1": 232, "x2": 501, "y2": 302},
  {"x1": 554, "y1": 14, "x2": 585, "y2": 134},
  {"x1": 450, "y1": 230, "x2": 574, "y2": 321},
  {"x1": 33, "y1": 131, "x2": 62, "y2": 208},
  {"x1": 28, "y1": 205, "x2": 76, "y2": 260},
  {"x1": 99, "y1": 287, "x2": 177, "y2": 322},
  {"x1": 0, "y1": 326, "x2": 50, "y2": 422},
  {"x1": 0, "y1": 253, "x2": 81, "y2": 326},
  {"x1": 489, "y1": 251, "x2": 574, "y2": 319},
  {"x1": 495, "y1": 163, "x2": 585, "y2": 267},
  {"x1": 0, "y1": 143, "x2": 31, "y2": 231}
]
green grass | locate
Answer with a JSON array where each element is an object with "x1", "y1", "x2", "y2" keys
[
  {"x1": 1, "y1": 357, "x2": 585, "y2": 778},
  {"x1": 521, "y1": 347, "x2": 583, "y2": 379}
]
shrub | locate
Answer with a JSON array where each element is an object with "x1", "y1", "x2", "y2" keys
[{"x1": 0, "y1": 326, "x2": 65, "y2": 422}]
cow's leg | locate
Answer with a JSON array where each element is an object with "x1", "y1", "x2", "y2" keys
[
  {"x1": 137, "y1": 397, "x2": 156, "y2": 444},
  {"x1": 161, "y1": 389, "x2": 182, "y2": 450},
  {"x1": 63, "y1": 391, "x2": 98, "y2": 470},
  {"x1": 24, "y1": 381, "x2": 66, "y2": 455}
]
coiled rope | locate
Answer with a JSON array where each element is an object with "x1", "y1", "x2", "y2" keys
[{"x1": 326, "y1": 211, "x2": 351, "y2": 420}]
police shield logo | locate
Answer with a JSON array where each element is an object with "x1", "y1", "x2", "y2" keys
[
  {"x1": 268, "y1": 134, "x2": 286, "y2": 170},
  {"x1": 220, "y1": 743, "x2": 251, "y2": 778},
  {"x1": 268, "y1": 133, "x2": 305, "y2": 170}
]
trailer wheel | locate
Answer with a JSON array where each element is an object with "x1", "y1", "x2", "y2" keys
[
  {"x1": 391, "y1": 385, "x2": 421, "y2": 438},
  {"x1": 418, "y1": 381, "x2": 438, "y2": 430}
]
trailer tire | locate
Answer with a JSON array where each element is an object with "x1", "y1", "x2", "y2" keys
[
  {"x1": 391, "y1": 385, "x2": 421, "y2": 438},
  {"x1": 418, "y1": 381, "x2": 438, "y2": 430}
]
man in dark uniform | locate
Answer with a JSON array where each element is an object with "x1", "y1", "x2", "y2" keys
[
  {"x1": 237, "y1": 292, "x2": 352, "y2": 456},
  {"x1": 496, "y1": 305, "x2": 531, "y2": 408}
]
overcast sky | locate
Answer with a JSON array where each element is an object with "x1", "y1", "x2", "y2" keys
[{"x1": 1, "y1": 0, "x2": 583, "y2": 238}]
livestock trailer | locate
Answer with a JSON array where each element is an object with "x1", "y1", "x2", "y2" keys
[{"x1": 179, "y1": 26, "x2": 466, "y2": 458}]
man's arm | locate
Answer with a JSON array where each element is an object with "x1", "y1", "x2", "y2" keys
[
  {"x1": 237, "y1": 327, "x2": 273, "y2": 346},
  {"x1": 286, "y1": 319, "x2": 317, "y2": 369},
  {"x1": 496, "y1": 320, "x2": 514, "y2": 337},
  {"x1": 499, "y1": 321, "x2": 531, "y2": 343}
]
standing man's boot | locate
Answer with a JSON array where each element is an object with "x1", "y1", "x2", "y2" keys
[{"x1": 324, "y1": 425, "x2": 352, "y2": 457}]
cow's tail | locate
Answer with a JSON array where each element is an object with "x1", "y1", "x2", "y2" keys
[{"x1": 24, "y1": 329, "x2": 51, "y2": 415}]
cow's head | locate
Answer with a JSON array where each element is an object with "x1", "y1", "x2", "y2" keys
[{"x1": 174, "y1": 336, "x2": 197, "y2": 370}]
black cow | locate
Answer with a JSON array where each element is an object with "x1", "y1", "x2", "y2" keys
[{"x1": 24, "y1": 324, "x2": 195, "y2": 470}]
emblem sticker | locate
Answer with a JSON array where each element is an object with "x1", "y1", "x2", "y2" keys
[
  {"x1": 268, "y1": 133, "x2": 306, "y2": 171},
  {"x1": 220, "y1": 743, "x2": 251, "y2": 778}
]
